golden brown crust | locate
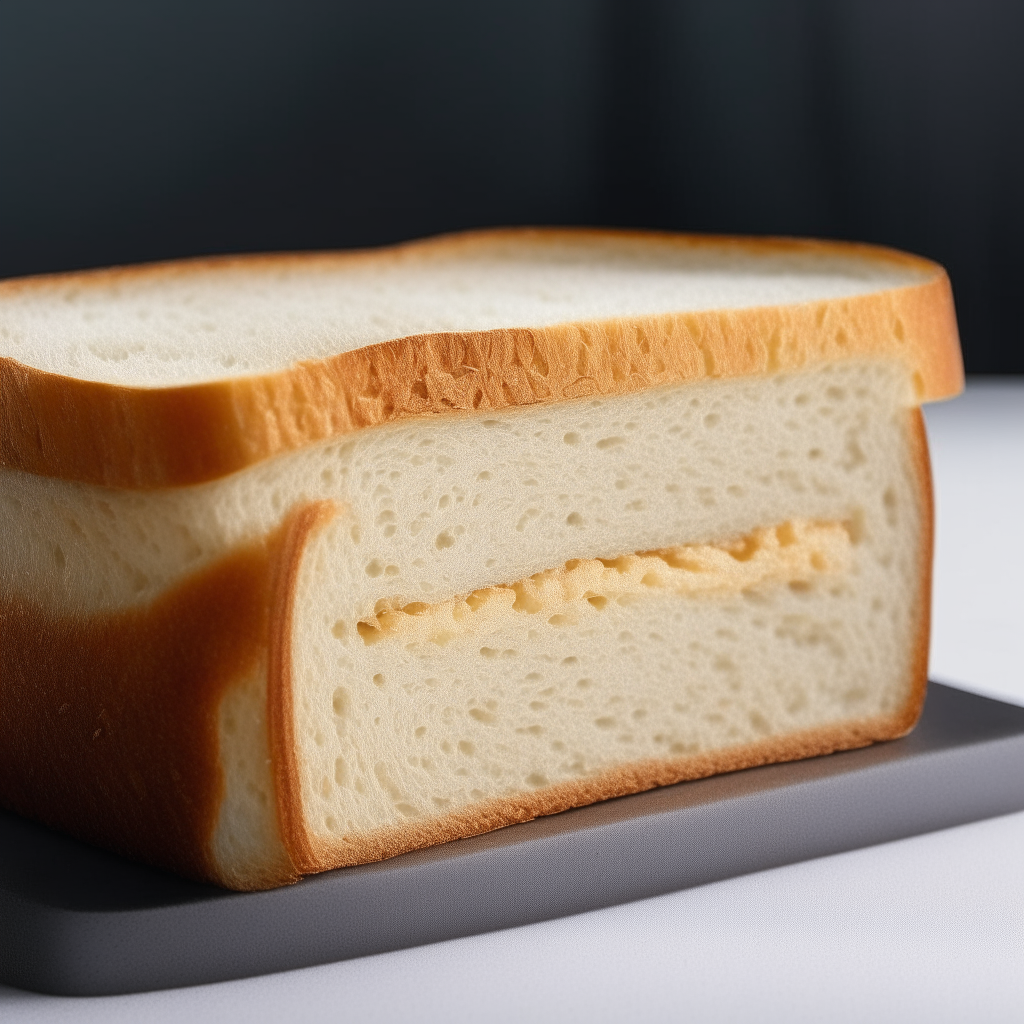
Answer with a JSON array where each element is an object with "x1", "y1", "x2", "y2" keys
[
  {"x1": 0, "y1": 229, "x2": 963, "y2": 489},
  {"x1": 0, "y1": 498, "x2": 342, "y2": 889},
  {"x1": 0, "y1": 531, "x2": 282, "y2": 882},
  {"x1": 267, "y1": 500, "x2": 339, "y2": 876},
  {"x1": 896, "y1": 407, "x2": 935, "y2": 737}
]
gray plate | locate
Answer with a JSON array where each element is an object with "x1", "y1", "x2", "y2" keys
[{"x1": 2, "y1": 681, "x2": 1023, "y2": 997}]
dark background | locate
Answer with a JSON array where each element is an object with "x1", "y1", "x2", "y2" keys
[{"x1": 1, "y1": 1, "x2": 1021, "y2": 371}]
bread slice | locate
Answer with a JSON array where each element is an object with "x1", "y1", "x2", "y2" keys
[{"x1": 0, "y1": 230, "x2": 962, "y2": 889}]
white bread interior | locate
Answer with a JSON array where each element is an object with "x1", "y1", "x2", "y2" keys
[
  {"x1": 0, "y1": 233, "x2": 929, "y2": 387},
  {"x1": 283, "y1": 359, "x2": 928, "y2": 871}
]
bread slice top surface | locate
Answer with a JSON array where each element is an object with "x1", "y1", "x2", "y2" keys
[
  {"x1": 2, "y1": 229, "x2": 940, "y2": 387},
  {"x1": 0, "y1": 229, "x2": 963, "y2": 488}
]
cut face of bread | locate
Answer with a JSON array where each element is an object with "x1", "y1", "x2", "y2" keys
[
  {"x1": 0, "y1": 231, "x2": 959, "y2": 890},
  {"x1": 281, "y1": 360, "x2": 930, "y2": 871}
]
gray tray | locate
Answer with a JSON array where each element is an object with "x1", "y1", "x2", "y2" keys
[{"x1": 3, "y1": 681, "x2": 1024, "y2": 997}]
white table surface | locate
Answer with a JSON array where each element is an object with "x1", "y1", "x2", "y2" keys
[{"x1": 3, "y1": 378, "x2": 1022, "y2": 1023}]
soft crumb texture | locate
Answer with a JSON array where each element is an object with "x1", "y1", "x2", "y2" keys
[
  {"x1": 0, "y1": 232, "x2": 928, "y2": 386},
  {"x1": 287, "y1": 359, "x2": 926, "y2": 869}
]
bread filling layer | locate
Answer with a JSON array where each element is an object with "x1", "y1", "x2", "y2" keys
[{"x1": 348, "y1": 518, "x2": 852, "y2": 649}]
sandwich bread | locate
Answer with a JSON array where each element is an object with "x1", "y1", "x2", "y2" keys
[{"x1": 0, "y1": 230, "x2": 963, "y2": 889}]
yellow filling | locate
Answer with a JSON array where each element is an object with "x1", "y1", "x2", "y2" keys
[{"x1": 345, "y1": 518, "x2": 853, "y2": 649}]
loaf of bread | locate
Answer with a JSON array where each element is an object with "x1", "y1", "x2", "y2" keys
[{"x1": 0, "y1": 230, "x2": 963, "y2": 889}]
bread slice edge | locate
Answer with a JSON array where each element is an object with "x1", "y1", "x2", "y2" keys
[{"x1": 0, "y1": 230, "x2": 963, "y2": 489}]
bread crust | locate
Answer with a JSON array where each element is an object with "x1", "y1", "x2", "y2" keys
[
  {"x1": 900, "y1": 406, "x2": 935, "y2": 736},
  {"x1": 267, "y1": 500, "x2": 338, "y2": 878},
  {"x1": 0, "y1": 229, "x2": 963, "y2": 489},
  {"x1": 0, "y1": 511, "x2": 304, "y2": 887}
]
